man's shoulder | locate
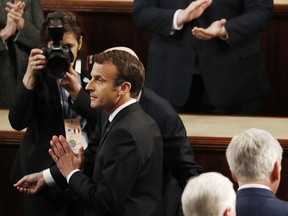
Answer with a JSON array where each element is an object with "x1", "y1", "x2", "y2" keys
[
  {"x1": 237, "y1": 188, "x2": 288, "y2": 213},
  {"x1": 141, "y1": 88, "x2": 177, "y2": 114}
]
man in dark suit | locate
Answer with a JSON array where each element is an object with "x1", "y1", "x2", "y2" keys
[
  {"x1": 133, "y1": 0, "x2": 273, "y2": 115},
  {"x1": 226, "y1": 128, "x2": 288, "y2": 216},
  {"x1": 71, "y1": 47, "x2": 203, "y2": 216},
  {"x1": 15, "y1": 50, "x2": 163, "y2": 216},
  {"x1": 14, "y1": 47, "x2": 202, "y2": 216}
]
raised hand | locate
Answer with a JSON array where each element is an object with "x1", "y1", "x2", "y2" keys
[
  {"x1": 58, "y1": 65, "x2": 82, "y2": 101},
  {"x1": 49, "y1": 135, "x2": 84, "y2": 178},
  {"x1": 5, "y1": 0, "x2": 25, "y2": 30},
  {"x1": 192, "y1": 18, "x2": 227, "y2": 40},
  {"x1": 177, "y1": 0, "x2": 212, "y2": 27}
]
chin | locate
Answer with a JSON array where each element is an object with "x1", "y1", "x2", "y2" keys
[{"x1": 90, "y1": 102, "x2": 97, "y2": 109}]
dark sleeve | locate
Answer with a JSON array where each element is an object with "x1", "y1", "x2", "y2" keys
[
  {"x1": 161, "y1": 112, "x2": 203, "y2": 188},
  {"x1": 50, "y1": 165, "x2": 68, "y2": 190},
  {"x1": 82, "y1": 126, "x2": 101, "y2": 176},
  {"x1": 133, "y1": 0, "x2": 177, "y2": 36},
  {"x1": 225, "y1": 0, "x2": 273, "y2": 46},
  {"x1": 8, "y1": 82, "x2": 36, "y2": 130},
  {"x1": 0, "y1": 37, "x2": 7, "y2": 52},
  {"x1": 140, "y1": 88, "x2": 203, "y2": 188},
  {"x1": 68, "y1": 129, "x2": 140, "y2": 214}
]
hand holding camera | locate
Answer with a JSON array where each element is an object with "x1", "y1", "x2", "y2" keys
[
  {"x1": 22, "y1": 48, "x2": 46, "y2": 89},
  {"x1": 58, "y1": 66, "x2": 82, "y2": 101}
]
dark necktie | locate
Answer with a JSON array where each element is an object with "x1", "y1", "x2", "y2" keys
[{"x1": 102, "y1": 120, "x2": 110, "y2": 136}]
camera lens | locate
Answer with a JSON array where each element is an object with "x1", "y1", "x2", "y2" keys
[
  {"x1": 46, "y1": 53, "x2": 69, "y2": 79},
  {"x1": 45, "y1": 47, "x2": 74, "y2": 79}
]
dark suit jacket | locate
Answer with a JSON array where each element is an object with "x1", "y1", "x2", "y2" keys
[
  {"x1": 63, "y1": 102, "x2": 163, "y2": 216},
  {"x1": 0, "y1": 0, "x2": 44, "y2": 108},
  {"x1": 9, "y1": 59, "x2": 93, "y2": 181},
  {"x1": 133, "y1": 0, "x2": 273, "y2": 107},
  {"x1": 236, "y1": 188, "x2": 288, "y2": 216},
  {"x1": 66, "y1": 86, "x2": 203, "y2": 216},
  {"x1": 140, "y1": 88, "x2": 203, "y2": 216}
]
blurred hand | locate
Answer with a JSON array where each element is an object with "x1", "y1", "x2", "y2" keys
[
  {"x1": 49, "y1": 135, "x2": 84, "y2": 178},
  {"x1": 59, "y1": 65, "x2": 82, "y2": 101},
  {"x1": 177, "y1": 0, "x2": 212, "y2": 27},
  {"x1": 192, "y1": 18, "x2": 227, "y2": 40},
  {"x1": 0, "y1": 7, "x2": 16, "y2": 39},
  {"x1": 5, "y1": 0, "x2": 25, "y2": 30},
  {"x1": 14, "y1": 172, "x2": 46, "y2": 195}
]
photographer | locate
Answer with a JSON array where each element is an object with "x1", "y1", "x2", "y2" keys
[{"x1": 8, "y1": 12, "x2": 96, "y2": 216}]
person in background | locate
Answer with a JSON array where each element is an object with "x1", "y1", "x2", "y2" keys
[
  {"x1": 181, "y1": 172, "x2": 236, "y2": 216},
  {"x1": 0, "y1": 0, "x2": 44, "y2": 108},
  {"x1": 9, "y1": 11, "x2": 96, "y2": 216},
  {"x1": 226, "y1": 128, "x2": 288, "y2": 216},
  {"x1": 133, "y1": 0, "x2": 273, "y2": 115}
]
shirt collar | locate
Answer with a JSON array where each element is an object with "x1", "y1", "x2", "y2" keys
[
  {"x1": 136, "y1": 89, "x2": 142, "y2": 102},
  {"x1": 238, "y1": 183, "x2": 271, "y2": 191},
  {"x1": 108, "y1": 98, "x2": 137, "y2": 122}
]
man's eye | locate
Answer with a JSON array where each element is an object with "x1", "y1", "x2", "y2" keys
[{"x1": 96, "y1": 79, "x2": 103, "y2": 84}]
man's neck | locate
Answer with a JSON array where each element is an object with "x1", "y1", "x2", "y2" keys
[
  {"x1": 108, "y1": 98, "x2": 136, "y2": 122},
  {"x1": 238, "y1": 179, "x2": 273, "y2": 192}
]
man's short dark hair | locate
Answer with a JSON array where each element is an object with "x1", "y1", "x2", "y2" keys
[{"x1": 95, "y1": 50, "x2": 145, "y2": 98}]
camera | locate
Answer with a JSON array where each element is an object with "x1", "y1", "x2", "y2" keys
[{"x1": 43, "y1": 12, "x2": 74, "y2": 79}]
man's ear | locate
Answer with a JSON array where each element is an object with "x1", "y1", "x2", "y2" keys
[
  {"x1": 223, "y1": 207, "x2": 232, "y2": 216},
  {"x1": 231, "y1": 172, "x2": 238, "y2": 183},
  {"x1": 118, "y1": 82, "x2": 131, "y2": 96},
  {"x1": 272, "y1": 161, "x2": 280, "y2": 181}
]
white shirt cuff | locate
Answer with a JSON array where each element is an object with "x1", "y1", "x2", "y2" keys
[
  {"x1": 67, "y1": 169, "x2": 81, "y2": 183},
  {"x1": 43, "y1": 169, "x2": 56, "y2": 186},
  {"x1": 172, "y1": 10, "x2": 184, "y2": 31}
]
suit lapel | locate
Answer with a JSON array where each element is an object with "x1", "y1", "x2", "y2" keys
[{"x1": 96, "y1": 102, "x2": 141, "y2": 154}]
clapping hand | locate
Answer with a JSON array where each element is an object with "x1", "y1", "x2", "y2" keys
[
  {"x1": 5, "y1": 0, "x2": 25, "y2": 31},
  {"x1": 49, "y1": 135, "x2": 84, "y2": 178},
  {"x1": 177, "y1": 0, "x2": 212, "y2": 27},
  {"x1": 192, "y1": 18, "x2": 227, "y2": 40}
]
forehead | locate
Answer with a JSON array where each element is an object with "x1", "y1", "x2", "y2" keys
[
  {"x1": 91, "y1": 61, "x2": 117, "y2": 77},
  {"x1": 62, "y1": 32, "x2": 77, "y2": 43}
]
